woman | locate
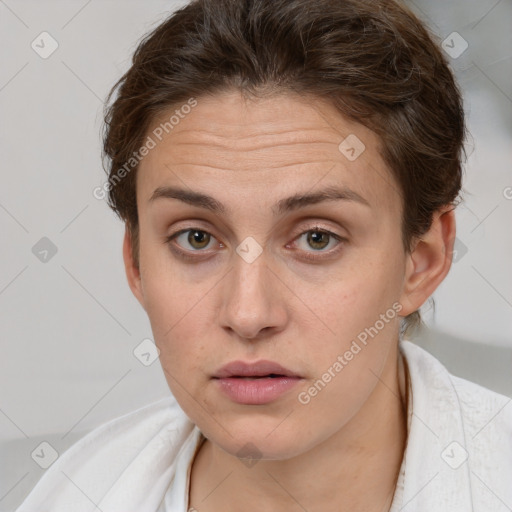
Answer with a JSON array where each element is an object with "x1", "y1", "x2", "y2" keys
[{"x1": 16, "y1": 0, "x2": 512, "y2": 510}]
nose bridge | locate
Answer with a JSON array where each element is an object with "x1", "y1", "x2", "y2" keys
[{"x1": 220, "y1": 246, "x2": 283, "y2": 339}]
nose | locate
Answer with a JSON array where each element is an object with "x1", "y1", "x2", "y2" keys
[{"x1": 218, "y1": 249, "x2": 288, "y2": 341}]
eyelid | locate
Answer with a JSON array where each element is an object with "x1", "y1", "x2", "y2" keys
[{"x1": 289, "y1": 222, "x2": 345, "y2": 242}]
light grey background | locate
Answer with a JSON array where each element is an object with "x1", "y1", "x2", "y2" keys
[{"x1": 1, "y1": 0, "x2": 511, "y2": 510}]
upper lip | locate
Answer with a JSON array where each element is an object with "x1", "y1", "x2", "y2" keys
[{"x1": 213, "y1": 360, "x2": 301, "y2": 378}]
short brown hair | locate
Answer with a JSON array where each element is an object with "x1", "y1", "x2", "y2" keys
[{"x1": 102, "y1": 0, "x2": 466, "y2": 336}]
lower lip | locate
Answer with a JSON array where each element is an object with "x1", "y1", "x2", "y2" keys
[{"x1": 214, "y1": 376, "x2": 301, "y2": 405}]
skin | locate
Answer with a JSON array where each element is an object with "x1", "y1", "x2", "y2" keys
[{"x1": 123, "y1": 89, "x2": 456, "y2": 511}]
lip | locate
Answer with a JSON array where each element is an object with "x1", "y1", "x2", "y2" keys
[
  {"x1": 212, "y1": 360, "x2": 302, "y2": 405},
  {"x1": 213, "y1": 360, "x2": 300, "y2": 379}
]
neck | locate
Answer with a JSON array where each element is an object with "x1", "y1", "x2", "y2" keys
[{"x1": 189, "y1": 347, "x2": 408, "y2": 512}]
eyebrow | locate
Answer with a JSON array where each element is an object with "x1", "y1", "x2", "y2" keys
[{"x1": 149, "y1": 184, "x2": 370, "y2": 215}]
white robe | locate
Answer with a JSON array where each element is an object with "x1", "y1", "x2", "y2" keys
[{"x1": 14, "y1": 341, "x2": 512, "y2": 511}]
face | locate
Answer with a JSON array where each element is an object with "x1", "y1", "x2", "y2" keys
[{"x1": 127, "y1": 89, "x2": 415, "y2": 460}]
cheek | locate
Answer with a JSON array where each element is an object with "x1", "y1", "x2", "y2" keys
[
  {"x1": 314, "y1": 255, "x2": 403, "y2": 343},
  {"x1": 142, "y1": 277, "x2": 212, "y2": 415},
  {"x1": 139, "y1": 260, "x2": 210, "y2": 372},
  {"x1": 300, "y1": 282, "x2": 399, "y2": 389},
  {"x1": 290, "y1": 269, "x2": 403, "y2": 441}
]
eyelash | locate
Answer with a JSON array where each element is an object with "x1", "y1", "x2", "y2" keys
[{"x1": 164, "y1": 225, "x2": 346, "y2": 262}]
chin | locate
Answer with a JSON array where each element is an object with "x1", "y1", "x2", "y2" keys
[{"x1": 204, "y1": 420, "x2": 316, "y2": 462}]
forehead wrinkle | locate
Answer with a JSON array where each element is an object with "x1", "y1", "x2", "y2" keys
[
  {"x1": 163, "y1": 159, "x2": 342, "y2": 172},
  {"x1": 165, "y1": 124, "x2": 341, "y2": 150},
  {"x1": 168, "y1": 126, "x2": 332, "y2": 139},
  {"x1": 169, "y1": 139, "x2": 339, "y2": 154}
]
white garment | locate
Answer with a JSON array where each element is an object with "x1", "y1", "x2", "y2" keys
[{"x1": 15, "y1": 341, "x2": 512, "y2": 512}]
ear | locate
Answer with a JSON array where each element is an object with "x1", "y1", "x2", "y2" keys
[
  {"x1": 399, "y1": 207, "x2": 456, "y2": 316},
  {"x1": 122, "y1": 226, "x2": 146, "y2": 311}
]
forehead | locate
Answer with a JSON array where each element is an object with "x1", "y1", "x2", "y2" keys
[{"x1": 136, "y1": 90, "x2": 401, "y2": 217}]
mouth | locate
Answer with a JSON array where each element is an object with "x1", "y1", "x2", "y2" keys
[
  {"x1": 212, "y1": 360, "x2": 301, "y2": 379},
  {"x1": 212, "y1": 361, "x2": 302, "y2": 405}
]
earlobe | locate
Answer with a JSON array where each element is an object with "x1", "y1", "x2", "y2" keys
[
  {"x1": 399, "y1": 207, "x2": 456, "y2": 316},
  {"x1": 122, "y1": 226, "x2": 146, "y2": 310}
]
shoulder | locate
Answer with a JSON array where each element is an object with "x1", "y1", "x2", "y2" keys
[
  {"x1": 400, "y1": 339, "x2": 512, "y2": 434},
  {"x1": 54, "y1": 395, "x2": 192, "y2": 470},
  {"x1": 16, "y1": 396, "x2": 195, "y2": 512},
  {"x1": 398, "y1": 340, "x2": 512, "y2": 510},
  {"x1": 446, "y1": 365, "x2": 512, "y2": 463}
]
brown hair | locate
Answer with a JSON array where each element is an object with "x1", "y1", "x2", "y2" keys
[{"x1": 102, "y1": 0, "x2": 466, "y2": 336}]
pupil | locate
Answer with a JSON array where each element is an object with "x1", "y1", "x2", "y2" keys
[
  {"x1": 189, "y1": 230, "x2": 209, "y2": 248},
  {"x1": 308, "y1": 231, "x2": 328, "y2": 250}
]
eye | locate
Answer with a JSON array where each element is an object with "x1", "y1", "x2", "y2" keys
[
  {"x1": 297, "y1": 230, "x2": 337, "y2": 251},
  {"x1": 290, "y1": 227, "x2": 345, "y2": 261},
  {"x1": 166, "y1": 228, "x2": 219, "y2": 252},
  {"x1": 165, "y1": 225, "x2": 344, "y2": 262}
]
